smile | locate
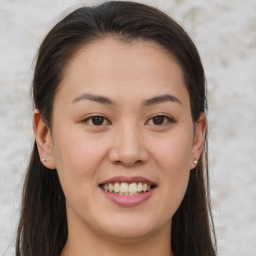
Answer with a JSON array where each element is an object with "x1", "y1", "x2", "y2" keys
[
  {"x1": 99, "y1": 176, "x2": 157, "y2": 206},
  {"x1": 100, "y1": 182, "x2": 154, "y2": 196}
]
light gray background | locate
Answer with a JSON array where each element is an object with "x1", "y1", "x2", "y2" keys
[{"x1": 0, "y1": 0, "x2": 255, "y2": 255}]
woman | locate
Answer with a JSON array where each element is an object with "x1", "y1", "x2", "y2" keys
[{"x1": 16, "y1": 1, "x2": 216, "y2": 255}]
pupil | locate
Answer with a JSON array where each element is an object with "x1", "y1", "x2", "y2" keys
[
  {"x1": 153, "y1": 116, "x2": 164, "y2": 125},
  {"x1": 92, "y1": 116, "x2": 104, "y2": 125}
]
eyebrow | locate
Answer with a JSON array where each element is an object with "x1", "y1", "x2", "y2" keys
[
  {"x1": 72, "y1": 93, "x2": 181, "y2": 106},
  {"x1": 142, "y1": 94, "x2": 182, "y2": 106},
  {"x1": 72, "y1": 93, "x2": 115, "y2": 105}
]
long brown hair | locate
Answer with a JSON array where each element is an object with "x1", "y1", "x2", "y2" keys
[{"x1": 16, "y1": 1, "x2": 216, "y2": 255}]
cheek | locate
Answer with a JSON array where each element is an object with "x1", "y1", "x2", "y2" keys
[
  {"x1": 150, "y1": 127, "x2": 193, "y2": 173},
  {"x1": 148, "y1": 129, "x2": 193, "y2": 214},
  {"x1": 53, "y1": 129, "x2": 104, "y2": 172},
  {"x1": 51, "y1": 128, "x2": 109, "y2": 198},
  {"x1": 52, "y1": 132, "x2": 110, "y2": 216},
  {"x1": 155, "y1": 139, "x2": 191, "y2": 197}
]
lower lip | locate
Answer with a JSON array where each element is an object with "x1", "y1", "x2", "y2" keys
[{"x1": 101, "y1": 188, "x2": 155, "y2": 207}]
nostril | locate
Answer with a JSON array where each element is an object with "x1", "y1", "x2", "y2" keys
[
  {"x1": 125, "y1": 159, "x2": 144, "y2": 167},
  {"x1": 113, "y1": 160, "x2": 122, "y2": 165},
  {"x1": 108, "y1": 136, "x2": 149, "y2": 166},
  {"x1": 111, "y1": 159, "x2": 143, "y2": 167},
  {"x1": 134, "y1": 159, "x2": 144, "y2": 165}
]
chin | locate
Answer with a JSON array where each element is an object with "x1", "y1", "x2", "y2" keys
[
  {"x1": 97, "y1": 214, "x2": 164, "y2": 243},
  {"x1": 103, "y1": 227, "x2": 155, "y2": 244}
]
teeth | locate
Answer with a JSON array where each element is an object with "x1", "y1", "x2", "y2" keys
[
  {"x1": 142, "y1": 183, "x2": 147, "y2": 192},
  {"x1": 109, "y1": 183, "x2": 114, "y2": 192},
  {"x1": 102, "y1": 182, "x2": 153, "y2": 195},
  {"x1": 120, "y1": 182, "x2": 129, "y2": 193},
  {"x1": 129, "y1": 183, "x2": 137, "y2": 193},
  {"x1": 137, "y1": 183, "x2": 142, "y2": 192},
  {"x1": 114, "y1": 183, "x2": 120, "y2": 192}
]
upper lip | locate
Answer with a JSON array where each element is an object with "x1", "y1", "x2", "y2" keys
[{"x1": 100, "y1": 176, "x2": 157, "y2": 186}]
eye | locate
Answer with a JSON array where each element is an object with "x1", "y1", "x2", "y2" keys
[
  {"x1": 82, "y1": 115, "x2": 111, "y2": 126},
  {"x1": 146, "y1": 115, "x2": 176, "y2": 126}
]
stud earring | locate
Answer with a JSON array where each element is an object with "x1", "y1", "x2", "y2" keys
[
  {"x1": 193, "y1": 160, "x2": 198, "y2": 165},
  {"x1": 41, "y1": 158, "x2": 49, "y2": 162}
]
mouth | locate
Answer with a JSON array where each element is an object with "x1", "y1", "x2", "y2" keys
[
  {"x1": 99, "y1": 176, "x2": 157, "y2": 197},
  {"x1": 99, "y1": 182, "x2": 157, "y2": 196},
  {"x1": 99, "y1": 176, "x2": 157, "y2": 206}
]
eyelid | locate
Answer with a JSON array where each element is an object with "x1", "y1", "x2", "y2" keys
[
  {"x1": 81, "y1": 114, "x2": 176, "y2": 126},
  {"x1": 82, "y1": 114, "x2": 112, "y2": 125},
  {"x1": 145, "y1": 114, "x2": 176, "y2": 126}
]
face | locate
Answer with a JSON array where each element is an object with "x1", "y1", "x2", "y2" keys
[{"x1": 35, "y1": 38, "x2": 206, "y2": 244}]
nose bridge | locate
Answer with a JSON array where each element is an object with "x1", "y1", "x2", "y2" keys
[
  {"x1": 109, "y1": 120, "x2": 148, "y2": 166},
  {"x1": 119, "y1": 121, "x2": 140, "y2": 151}
]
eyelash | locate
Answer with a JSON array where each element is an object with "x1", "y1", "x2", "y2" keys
[
  {"x1": 82, "y1": 114, "x2": 176, "y2": 127},
  {"x1": 145, "y1": 115, "x2": 176, "y2": 126},
  {"x1": 82, "y1": 115, "x2": 111, "y2": 126}
]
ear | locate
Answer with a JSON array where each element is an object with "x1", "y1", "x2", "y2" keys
[
  {"x1": 33, "y1": 109, "x2": 56, "y2": 169},
  {"x1": 190, "y1": 113, "x2": 207, "y2": 170}
]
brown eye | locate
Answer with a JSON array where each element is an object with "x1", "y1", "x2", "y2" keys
[
  {"x1": 92, "y1": 116, "x2": 104, "y2": 125},
  {"x1": 82, "y1": 115, "x2": 111, "y2": 126},
  {"x1": 146, "y1": 115, "x2": 176, "y2": 126},
  {"x1": 152, "y1": 116, "x2": 165, "y2": 125}
]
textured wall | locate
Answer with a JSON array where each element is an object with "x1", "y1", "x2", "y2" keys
[{"x1": 0, "y1": 0, "x2": 255, "y2": 255}]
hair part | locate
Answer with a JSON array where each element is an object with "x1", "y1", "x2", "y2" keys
[{"x1": 16, "y1": 1, "x2": 216, "y2": 255}]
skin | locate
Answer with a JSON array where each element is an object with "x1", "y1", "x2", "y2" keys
[{"x1": 33, "y1": 38, "x2": 206, "y2": 256}]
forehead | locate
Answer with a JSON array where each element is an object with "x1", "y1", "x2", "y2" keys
[
  {"x1": 64, "y1": 38, "x2": 180, "y2": 78},
  {"x1": 57, "y1": 38, "x2": 189, "y2": 106}
]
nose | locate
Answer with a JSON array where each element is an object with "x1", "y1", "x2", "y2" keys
[{"x1": 108, "y1": 123, "x2": 149, "y2": 167}]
